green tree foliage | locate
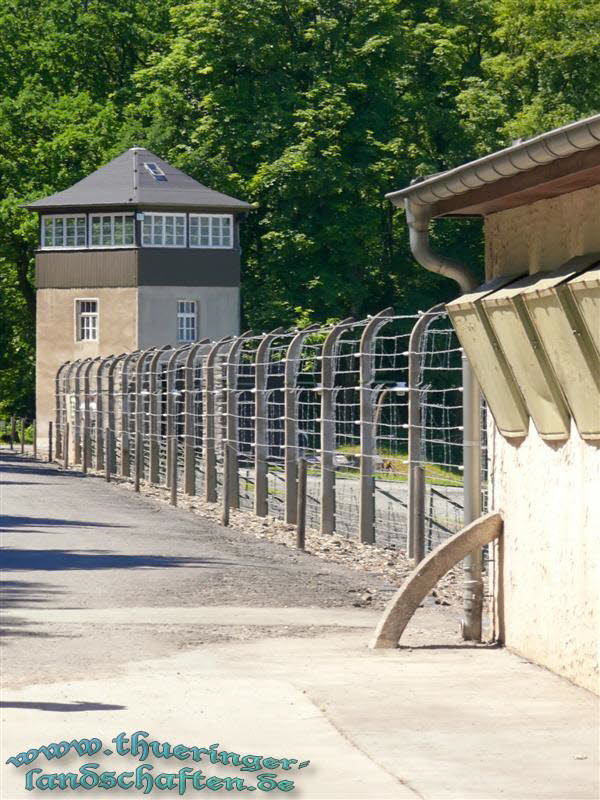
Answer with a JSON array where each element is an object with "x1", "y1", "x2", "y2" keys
[{"x1": 1, "y1": 0, "x2": 599, "y2": 415}]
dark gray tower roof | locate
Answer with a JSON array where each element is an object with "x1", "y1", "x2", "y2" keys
[{"x1": 27, "y1": 147, "x2": 254, "y2": 212}]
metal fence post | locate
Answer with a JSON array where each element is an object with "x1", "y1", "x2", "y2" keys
[
  {"x1": 204, "y1": 337, "x2": 232, "y2": 503},
  {"x1": 254, "y1": 328, "x2": 284, "y2": 516},
  {"x1": 48, "y1": 421, "x2": 53, "y2": 462},
  {"x1": 407, "y1": 304, "x2": 444, "y2": 561},
  {"x1": 283, "y1": 325, "x2": 318, "y2": 524},
  {"x1": 296, "y1": 457, "x2": 307, "y2": 550},
  {"x1": 320, "y1": 318, "x2": 353, "y2": 535}
]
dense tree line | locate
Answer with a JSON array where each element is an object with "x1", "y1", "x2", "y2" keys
[{"x1": 1, "y1": 0, "x2": 598, "y2": 416}]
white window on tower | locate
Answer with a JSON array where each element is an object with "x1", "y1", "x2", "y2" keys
[
  {"x1": 76, "y1": 299, "x2": 99, "y2": 341},
  {"x1": 141, "y1": 212, "x2": 186, "y2": 247},
  {"x1": 89, "y1": 214, "x2": 135, "y2": 247},
  {"x1": 41, "y1": 215, "x2": 87, "y2": 249},
  {"x1": 189, "y1": 214, "x2": 233, "y2": 248},
  {"x1": 177, "y1": 300, "x2": 197, "y2": 342}
]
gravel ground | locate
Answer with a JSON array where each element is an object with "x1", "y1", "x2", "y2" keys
[{"x1": 100, "y1": 470, "x2": 463, "y2": 610}]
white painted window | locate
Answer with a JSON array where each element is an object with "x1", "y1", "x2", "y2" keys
[
  {"x1": 76, "y1": 299, "x2": 98, "y2": 341},
  {"x1": 41, "y1": 215, "x2": 86, "y2": 249},
  {"x1": 142, "y1": 212, "x2": 186, "y2": 247},
  {"x1": 189, "y1": 214, "x2": 233, "y2": 248},
  {"x1": 89, "y1": 214, "x2": 134, "y2": 247},
  {"x1": 177, "y1": 300, "x2": 197, "y2": 342}
]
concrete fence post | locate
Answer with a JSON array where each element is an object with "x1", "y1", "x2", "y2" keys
[
  {"x1": 105, "y1": 426, "x2": 112, "y2": 482},
  {"x1": 320, "y1": 318, "x2": 354, "y2": 535},
  {"x1": 120, "y1": 353, "x2": 138, "y2": 478},
  {"x1": 106, "y1": 355, "x2": 122, "y2": 478},
  {"x1": 170, "y1": 434, "x2": 178, "y2": 506},
  {"x1": 20, "y1": 418, "x2": 25, "y2": 454},
  {"x1": 147, "y1": 346, "x2": 170, "y2": 484},
  {"x1": 225, "y1": 333, "x2": 252, "y2": 510},
  {"x1": 254, "y1": 328, "x2": 285, "y2": 516},
  {"x1": 55, "y1": 361, "x2": 71, "y2": 461},
  {"x1": 296, "y1": 457, "x2": 308, "y2": 550},
  {"x1": 222, "y1": 441, "x2": 231, "y2": 526},
  {"x1": 82, "y1": 425, "x2": 89, "y2": 473},
  {"x1": 95, "y1": 356, "x2": 112, "y2": 471},
  {"x1": 64, "y1": 423, "x2": 70, "y2": 470},
  {"x1": 73, "y1": 359, "x2": 90, "y2": 465},
  {"x1": 10, "y1": 415, "x2": 15, "y2": 450},
  {"x1": 183, "y1": 341, "x2": 208, "y2": 496},
  {"x1": 32, "y1": 420, "x2": 37, "y2": 459},
  {"x1": 203, "y1": 337, "x2": 232, "y2": 503},
  {"x1": 48, "y1": 421, "x2": 53, "y2": 462},
  {"x1": 134, "y1": 347, "x2": 157, "y2": 490},
  {"x1": 407, "y1": 304, "x2": 444, "y2": 561},
  {"x1": 359, "y1": 308, "x2": 393, "y2": 545},
  {"x1": 283, "y1": 325, "x2": 319, "y2": 524}
]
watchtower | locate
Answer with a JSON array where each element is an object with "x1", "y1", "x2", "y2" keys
[{"x1": 27, "y1": 148, "x2": 253, "y2": 446}]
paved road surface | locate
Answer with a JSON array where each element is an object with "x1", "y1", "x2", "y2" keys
[{"x1": 1, "y1": 451, "x2": 598, "y2": 800}]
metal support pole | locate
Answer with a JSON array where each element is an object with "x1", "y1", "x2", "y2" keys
[
  {"x1": 320, "y1": 319, "x2": 353, "y2": 535},
  {"x1": 170, "y1": 434, "x2": 178, "y2": 506},
  {"x1": 296, "y1": 457, "x2": 307, "y2": 550},
  {"x1": 20, "y1": 418, "x2": 25, "y2": 454},
  {"x1": 461, "y1": 357, "x2": 483, "y2": 641},
  {"x1": 64, "y1": 423, "x2": 70, "y2": 470},
  {"x1": 48, "y1": 421, "x2": 53, "y2": 462},
  {"x1": 105, "y1": 427, "x2": 111, "y2": 482},
  {"x1": 254, "y1": 328, "x2": 284, "y2": 516},
  {"x1": 359, "y1": 309, "x2": 392, "y2": 544},
  {"x1": 10, "y1": 416, "x2": 15, "y2": 450},
  {"x1": 33, "y1": 420, "x2": 37, "y2": 459},
  {"x1": 407, "y1": 304, "x2": 444, "y2": 561}
]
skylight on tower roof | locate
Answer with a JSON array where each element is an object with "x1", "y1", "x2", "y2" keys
[{"x1": 144, "y1": 162, "x2": 167, "y2": 181}]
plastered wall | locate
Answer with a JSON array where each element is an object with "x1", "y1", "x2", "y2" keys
[
  {"x1": 137, "y1": 286, "x2": 240, "y2": 348},
  {"x1": 484, "y1": 185, "x2": 600, "y2": 693},
  {"x1": 36, "y1": 287, "x2": 138, "y2": 452}
]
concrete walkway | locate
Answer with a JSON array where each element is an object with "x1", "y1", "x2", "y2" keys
[{"x1": 1, "y1": 452, "x2": 598, "y2": 799}]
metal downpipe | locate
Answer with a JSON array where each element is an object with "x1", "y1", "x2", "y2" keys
[{"x1": 404, "y1": 199, "x2": 483, "y2": 641}]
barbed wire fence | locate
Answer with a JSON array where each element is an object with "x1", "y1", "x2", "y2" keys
[{"x1": 53, "y1": 307, "x2": 488, "y2": 558}]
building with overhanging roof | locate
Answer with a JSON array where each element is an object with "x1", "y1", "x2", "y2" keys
[
  {"x1": 29, "y1": 147, "x2": 254, "y2": 448},
  {"x1": 387, "y1": 114, "x2": 600, "y2": 693}
]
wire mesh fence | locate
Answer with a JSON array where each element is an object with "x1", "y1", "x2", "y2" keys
[{"x1": 54, "y1": 308, "x2": 488, "y2": 555}]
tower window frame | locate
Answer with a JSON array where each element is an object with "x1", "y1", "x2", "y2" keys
[
  {"x1": 89, "y1": 213, "x2": 135, "y2": 248},
  {"x1": 141, "y1": 212, "x2": 186, "y2": 248},
  {"x1": 189, "y1": 214, "x2": 233, "y2": 249},
  {"x1": 177, "y1": 299, "x2": 198, "y2": 343},
  {"x1": 75, "y1": 298, "x2": 99, "y2": 342},
  {"x1": 41, "y1": 215, "x2": 87, "y2": 250}
]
